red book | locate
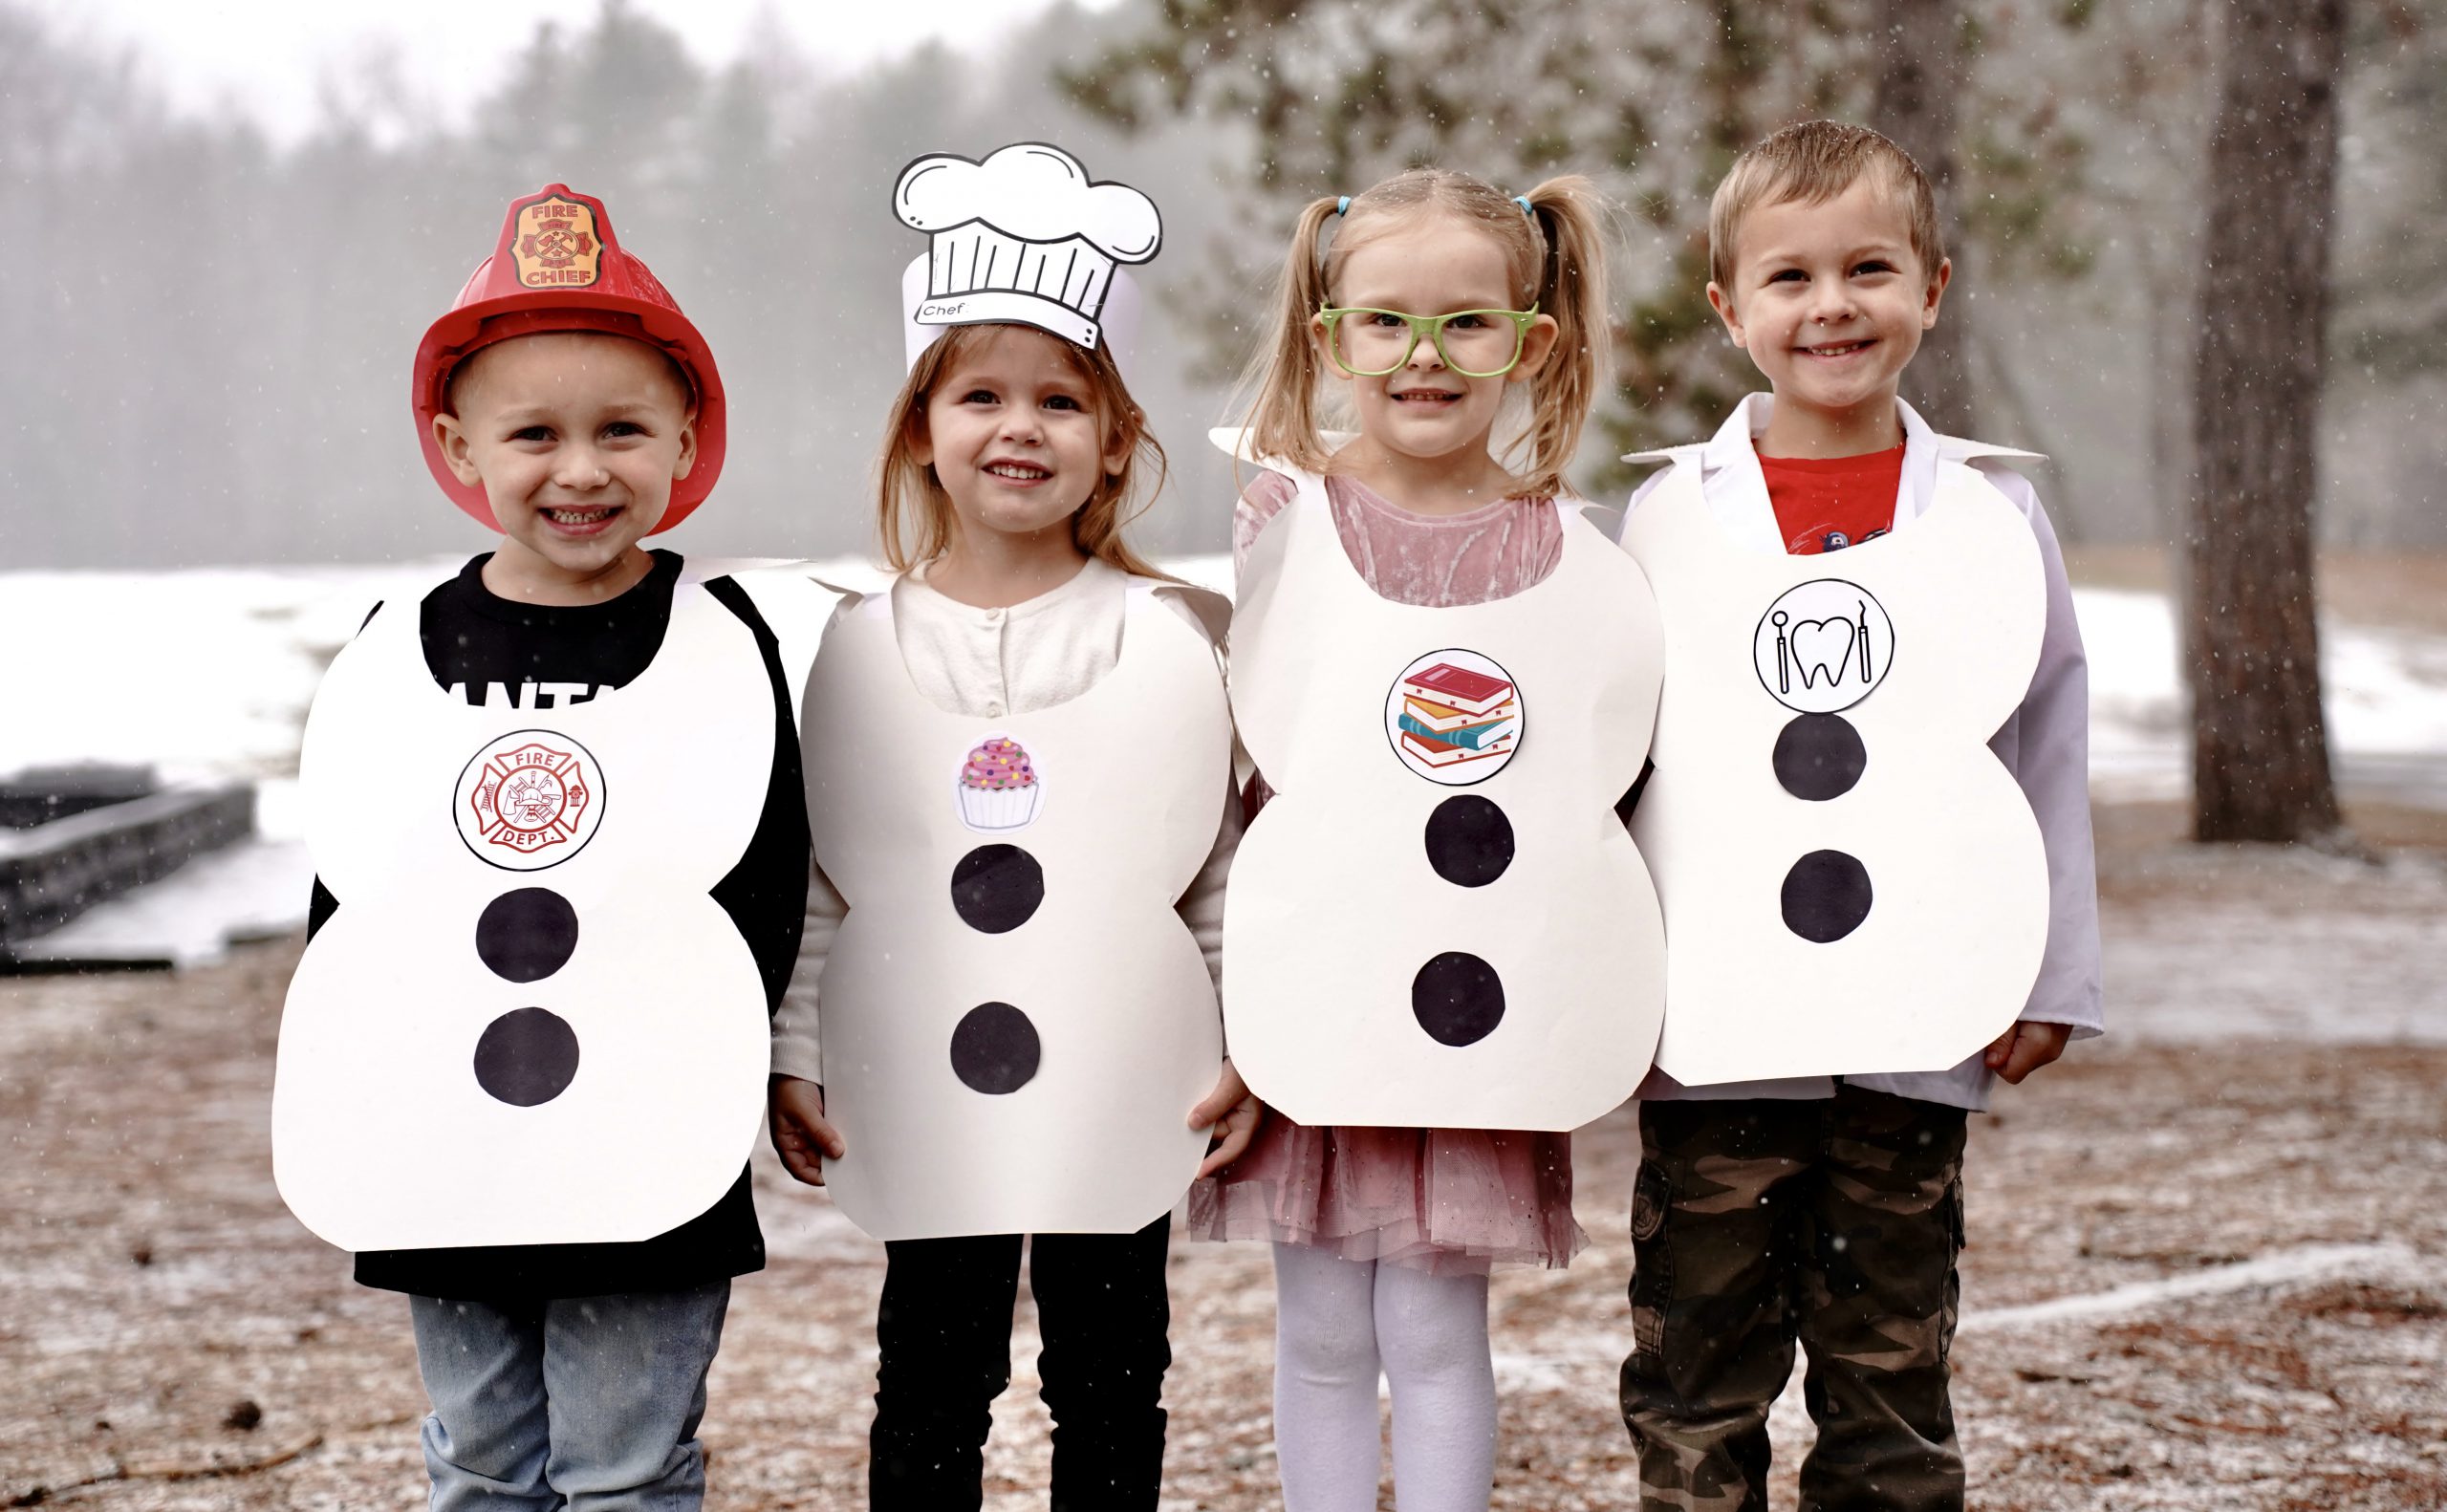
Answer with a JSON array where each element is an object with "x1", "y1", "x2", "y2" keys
[{"x1": 1403, "y1": 662, "x2": 1515, "y2": 716}]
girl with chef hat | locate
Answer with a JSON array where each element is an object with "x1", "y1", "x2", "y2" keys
[{"x1": 770, "y1": 141, "x2": 1255, "y2": 1509}]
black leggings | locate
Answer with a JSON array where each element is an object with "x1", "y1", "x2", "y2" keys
[{"x1": 870, "y1": 1214, "x2": 1172, "y2": 1512}]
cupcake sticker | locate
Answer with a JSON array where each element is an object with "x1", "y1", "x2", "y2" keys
[{"x1": 956, "y1": 734, "x2": 1045, "y2": 832}]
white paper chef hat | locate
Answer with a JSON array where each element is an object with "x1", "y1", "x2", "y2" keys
[{"x1": 896, "y1": 141, "x2": 1160, "y2": 373}]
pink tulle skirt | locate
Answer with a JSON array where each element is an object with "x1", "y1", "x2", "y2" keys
[{"x1": 1186, "y1": 1114, "x2": 1587, "y2": 1277}]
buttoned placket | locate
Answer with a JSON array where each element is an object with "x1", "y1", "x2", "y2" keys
[{"x1": 982, "y1": 604, "x2": 1008, "y2": 719}]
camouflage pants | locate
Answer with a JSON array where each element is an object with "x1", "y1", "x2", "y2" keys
[{"x1": 1619, "y1": 1087, "x2": 1968, "y2": 1512}]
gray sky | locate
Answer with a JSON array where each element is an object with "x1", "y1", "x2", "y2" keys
[{"x1": 44, "y1": 0, "x2": 1117, "y2": 144}]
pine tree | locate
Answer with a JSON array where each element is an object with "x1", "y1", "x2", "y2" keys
[
  {"x1": 1059, "y1": 0, "x2": 2097, "y2": 489},
  {"x1": 2184, "y1": 0, "x2": 2348, "y2": 842}
]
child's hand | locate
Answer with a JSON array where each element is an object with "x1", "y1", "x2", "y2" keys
[
  {"x1": 1983, "y1": 1022, "x2": 2073, "y2": 1085},
  {"x1": 1189, "y1": 1059, "x2": 1264, "y2": 1178},
  {"x1": 769, "y1": 1074, "x2": 845, "y2": 1186}
]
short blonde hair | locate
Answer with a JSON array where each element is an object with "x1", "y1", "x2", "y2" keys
[
  {"x1": 875, "y1": 322, "x2": 1170, "y2": 580},
  {"x1": 1708, "y1": 121, "x2": 1944, "y2": 295}
]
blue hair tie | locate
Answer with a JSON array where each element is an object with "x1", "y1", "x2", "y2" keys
[
  {"x1": 1513, "y1": 194, "x2": 1535, "y2": 217},
  {"x1": 1335, "y1": 195, "x2": 1352, "y2": 216}
]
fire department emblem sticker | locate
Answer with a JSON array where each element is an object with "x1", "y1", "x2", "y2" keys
[
  {"x1": 511, "y1": 195, "x2": 602, "y2": 290},
  {"x1": 454, "y1": 730, "x2": 606, "y2": 871}
]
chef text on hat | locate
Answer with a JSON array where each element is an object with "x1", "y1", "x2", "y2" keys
[{"x1": 896, "y1": 142, "x2": 1161, "y2": 363}]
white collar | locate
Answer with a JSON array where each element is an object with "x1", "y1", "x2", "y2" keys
[
  {"x1": 1691, "y1": 392, "x2": 2040, "y2": 553},
  {"x1": 902, "y1": 553, "x2": 1119, "y2": 625}
]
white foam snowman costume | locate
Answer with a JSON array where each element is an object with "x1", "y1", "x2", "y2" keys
[
  {"x1": 802, "y1": 576, "x2": 1232, "y2": 1241},
  {"x1": 273, "y1": 575, "x2": 775, "y2": 1252},
  {"x1": 1618, "y1": 443, "x2": 2050, "y2": 1085},
  {"x1": 1223, "y1": 443, "x2": 1668, "y2": 1131}
]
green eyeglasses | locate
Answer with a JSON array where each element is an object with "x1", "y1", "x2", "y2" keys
[{"x1": 1316, "y1": 303, "x2": 1541, "y2": 378}]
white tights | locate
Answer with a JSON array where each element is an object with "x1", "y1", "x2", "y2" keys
[{"x1": 1269, "y1": 1242, "x2": 1497, "y2": 1512}]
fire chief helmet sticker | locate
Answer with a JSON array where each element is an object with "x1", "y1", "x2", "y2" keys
[
  {"x1": 454, "y1": 730, "x2": 606, "y2": 871},
  {"x1": 510, "y1": 194, "x2": 603, "y2": 290},
  {"x1": 1385, "y1": 649, "x2": 1524, "y2": 786},
  {"x1": 1753, "y1": 579, "x2": 1896, "y2": 715},
  {"x1": 955, "y1": 733, "x2": 1045, "y2": 833}
]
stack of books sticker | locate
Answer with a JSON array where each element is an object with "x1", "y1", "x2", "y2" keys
[{"x1": 1396, "y1": 661, "x2": 1519, "y2": 770}]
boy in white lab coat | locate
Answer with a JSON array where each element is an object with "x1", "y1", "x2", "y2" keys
[{"x1": 1613, "y1": 119, "x2": 2102, "y2": 1510}]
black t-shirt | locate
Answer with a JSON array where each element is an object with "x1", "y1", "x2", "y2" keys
[{"x1": 309, "y1": 551, "x2": 808, "y2": 1302}]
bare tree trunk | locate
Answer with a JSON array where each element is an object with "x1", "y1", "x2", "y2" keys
[
  {"x1": 1870, "y1": 0, "x2": 1977, "y2": 437},
  {"x1": 2185, "y1": 0, "x2": 2345, "y2": 843}
]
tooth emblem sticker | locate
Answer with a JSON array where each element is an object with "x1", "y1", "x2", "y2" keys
[{"x1": 1753, "y1": 580, "x2": 1896, "y2": 715}]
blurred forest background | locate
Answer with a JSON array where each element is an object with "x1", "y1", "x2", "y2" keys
[{"x1": 1, "y1": 0, "x2": 2438, "y2": 571}]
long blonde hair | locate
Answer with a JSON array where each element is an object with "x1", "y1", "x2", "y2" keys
[
  {"x1": 1243, "y1": 170, "x2": 1613, "y2": 499},
  {"x1": 875, "y1": 322, "x2": 1172, "y2": 579}
]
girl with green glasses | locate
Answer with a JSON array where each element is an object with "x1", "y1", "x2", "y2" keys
[{"x1": 1193, "y1": 167, "x2": 1657, "y2": 1512}]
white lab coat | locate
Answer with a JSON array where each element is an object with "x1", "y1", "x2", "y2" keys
[{"x1": 1621, "y1": 393, "x2": 2105, "y2": 1112}]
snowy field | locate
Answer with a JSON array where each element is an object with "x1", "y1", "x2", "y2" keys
[
  {"x1": 5, "y1": 557, "x2": 2444, "y2": 964},
  {"x1": 2076, "y1": 586, "x2": 2447, "y2": 808},
  {"x1": 7, "y1": 556, "x2": 2442, "y2": 801}
]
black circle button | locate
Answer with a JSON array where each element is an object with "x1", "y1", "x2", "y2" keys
[
  {"x1": 1771, "y1": 714, "x2": 1867, "y2": 802},
  {"x1": 1423, "y1": 795, "x2": 1515, "y2": 888},
  {"x1": 474, "y1": 888, "x2": 580, "y2": 983},
  {"x1": 472, "y1": 1007, "x2": 581, "y2": 1107},
  {"x1": 949, "y1": 1003, "x2": 1041, "y2": 1095},
  {"x1": 1781, "y1": 850, "x2": 1873, "y2": 942},
  {"x1": 1412, "y1": 952, "x2": 1506, "y2": 1047},
  {"x1": 949, "y1": 845, "x2": 1045, "y2": 935}
]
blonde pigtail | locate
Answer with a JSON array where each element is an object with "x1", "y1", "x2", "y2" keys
[
  {"x1": 1241, "y1": 195, "x2": 1348, "y2": 478},
  {"x1": 1513, "y1": 175, "x2": 1614, "y2": 500}
]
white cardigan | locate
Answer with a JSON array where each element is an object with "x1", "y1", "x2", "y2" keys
[{"x1": 770, "y1": 556, "x2": 1241, "y2": 1084}]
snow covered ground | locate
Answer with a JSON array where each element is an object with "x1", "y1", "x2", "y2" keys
[
  {"x1": 2079, "y1": 586, "x2": 2447, "y2": 806},
  {"x1": 9, "y1": 943, "x2": 2438, "y2": 1511}
]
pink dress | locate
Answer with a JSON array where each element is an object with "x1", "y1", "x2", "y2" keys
[{"x1": 1186, "y1": 470, "x2": 1588, "y2": 1276}]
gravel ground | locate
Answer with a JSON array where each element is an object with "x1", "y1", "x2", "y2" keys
[{"x1": 4, "y1": 819, "x2": 2443, "y2": 1511}]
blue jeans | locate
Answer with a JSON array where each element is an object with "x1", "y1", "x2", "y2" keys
[{"x1": 409, "y1": 1281, "x2": 730, "y2": 1511}]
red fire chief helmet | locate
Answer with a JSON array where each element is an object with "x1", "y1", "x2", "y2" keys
[{"x1": 412, "y1": 184, "x2": 726, "y2": 533}]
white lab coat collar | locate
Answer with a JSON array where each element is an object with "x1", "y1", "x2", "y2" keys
[
  {"x1": 1683, "y1": 393, "x2": 2041, "y2": 555},
  {"x1": 1691, "y1": 393, "x2": 1925, "y2": 553}
]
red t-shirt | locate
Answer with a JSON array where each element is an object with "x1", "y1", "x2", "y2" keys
[{"x1": 1759, "y1": 443, "x2": 1905, "y2": 555}]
